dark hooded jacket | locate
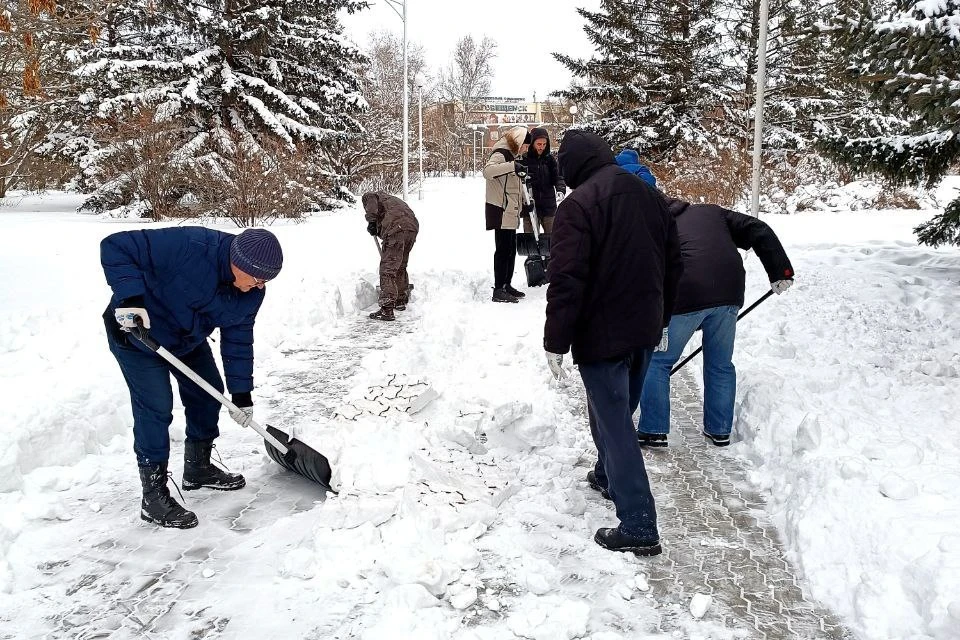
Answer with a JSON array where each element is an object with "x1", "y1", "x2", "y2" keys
[
  {"x1": 544, "y1": 131, "x2": 683, "y2": 363},
  {"x1": 666, "y1": 199, "x2": 794, "y2": 314},
  {"x1": 362, "y1": 192, "x2": 419, "y2": 242},
  {"x1": 523, "y1": 127, "x2": 566, "y2": 216}
]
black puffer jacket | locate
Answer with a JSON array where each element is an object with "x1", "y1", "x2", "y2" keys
[
  {"x1": 666, "y1": 199, "x2": 794, "y2": 314},
  {"x1": 544, "y1": 131, "x2": 683, "y2": 364},
  {"x1": 523, "y1": 128, "x2": 565, "y2": 216}
]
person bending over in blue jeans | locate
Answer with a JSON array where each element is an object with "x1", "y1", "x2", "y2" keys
[{"x1": 638, "y1": 198, "x2": 794, "y2": 447}]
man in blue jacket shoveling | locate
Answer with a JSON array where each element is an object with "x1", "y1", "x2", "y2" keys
[{"x1": 101, "y1": 227, "x2": 283, "y2": 529}]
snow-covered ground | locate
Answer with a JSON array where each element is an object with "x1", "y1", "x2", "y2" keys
[{"x1": 1, "y1": 177, "x2": 958, "y2": 639}]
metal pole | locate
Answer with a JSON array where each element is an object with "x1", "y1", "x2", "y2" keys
[
  {"x1": 418, "y1": 85, "x2": 424, "y2": 200},
  {"x1": 750, "y1": 0, "x2": 770, "y2": 218},
  {"x1": 401, "y1": 0, "x2": 409, "y2": 201}
]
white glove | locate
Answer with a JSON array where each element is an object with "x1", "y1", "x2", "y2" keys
[
  {"x1": 545, "y1": 351, "x2": 566, "y2": 380},
  {"x1": 654, "y1": 328, "x2": 669, "y2": 352},
  {"x1": 229, "y1": 405, "x2": 254, "y2": 427},
  {"x1": 115, "y1": 307, "x2": 150, "y2": 330},
  {"x1": 771, "y1": 279, "x2": 794, "y2": 295}
]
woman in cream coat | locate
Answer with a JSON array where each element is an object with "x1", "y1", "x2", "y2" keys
[{"x1": 483, "y1": 125, "x2": 530, "y2": 303}]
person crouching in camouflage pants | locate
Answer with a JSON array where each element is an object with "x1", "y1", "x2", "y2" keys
[{"x1": 362, "y1": 192, "x2": 419, "y2": 321}]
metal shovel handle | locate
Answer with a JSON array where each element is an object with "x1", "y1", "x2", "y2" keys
[
  {"x1": 129, "y1": 324, "x2": 290, "y2": 455},
  {"x1": 670, "y1": 290, "x2": 775, "y2": 376},
  {"x1": 519, "y1": 176, "x2": 541, "y2": 241}
]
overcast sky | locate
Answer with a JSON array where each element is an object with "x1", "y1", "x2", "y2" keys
[{"x1": 340, "y1": 0, "x2": 601, "y2": 101}]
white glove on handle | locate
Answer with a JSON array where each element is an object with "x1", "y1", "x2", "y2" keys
[
  {"x1": 654, "y1": 328, "x2": 669, "y2": 352},
  {"x1": 771, "y1": 279, "x2": 794, "y2": 295},
  {"x1": 115, "y1": 307, "x2": 150, "y2": 330},
  {"x1": 545, "y1": 351, "x2": 566, "y2": 380},
  {"x1": 229, "y1": 405, "x2": 254, "y2": 427}
]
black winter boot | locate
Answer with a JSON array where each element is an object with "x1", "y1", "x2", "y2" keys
[
  {"x1": 594, "y1": 527, "x2": 662, "y2": 556},
  {"x1": 586, "y1": 470, "x2": 611, "y2": 500},
  {"x1": 504, "y1": 284, "x2": 526, "y2": 298},
  {"x1": 139, "y1": 463, "x2": 199, "y2": 529},
  {"x1": 702, "y1": 430, "x2": 731, "y2": 447},
  {"x1": 183, "y1": 439, "x2": 246, "y2": 491},
  {"x1": 369, "y1": 307, "x2": 396, "y2": 321},
  {"x1": 638, "y1": 432, "x2": 668, "y2": 448},
  {"x1": 492, "y1": 287, "x2": 519, "y2": 303}
]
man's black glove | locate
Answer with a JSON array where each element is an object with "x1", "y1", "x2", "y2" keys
[
  {"x1": 514, "y1": 159, "x2": 528, "y2": 176},
  {"x1": 366, "y1": 221, "x2": 378, "y2": 236}
]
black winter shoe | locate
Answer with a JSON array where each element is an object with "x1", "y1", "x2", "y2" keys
[
  {"x1": 638, "y1": 432, "x2": 668, "y2": 448},
  {"x1": 504, "y1": 284, "x2": 526, "y2": 298},
  {"x1": 594, "y1": 527, "x2": 662, "y2": 556},
  {"x1": 139, "y1": 463, "x2": 198, "y2": 529},
  {"x1": 586, "y1": 470, "x2": 611, "y2": 500},
  {"x1": 702, "y1": 430, "x2": 731, "y2": 446},
  {"x1": 492, "y1": 287, "x2": 519, "y2": 303},
  {"x1": 369, "y1": 307, "x2": 396, "y2": 321},
  {"x1": 183, "y1": 439, "x2": 246, "y2": 491}
]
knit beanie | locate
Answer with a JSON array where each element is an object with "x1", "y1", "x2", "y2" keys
[{"x1": 230, "y1": 228, "x2": 283, "y2": 280}]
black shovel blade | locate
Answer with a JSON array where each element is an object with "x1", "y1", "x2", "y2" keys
[
  {"x1": 524, "y1": 256, "x2": 548, "y2": 287},
  {"x1": 515, "y1": 233, "x2": 551, "y2": 257},
  {"x1": 263, "y1": 425, "x2": 334, "y2": 491}
]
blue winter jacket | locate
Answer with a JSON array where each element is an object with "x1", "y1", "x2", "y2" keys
[
  {"x1": 101, "y1": 227, "x2": 265, "y2": 393},
  {"x1": 614, "y1": 149, "x2": 657, "y2": 188}
]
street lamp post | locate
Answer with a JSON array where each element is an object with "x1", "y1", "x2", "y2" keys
[
  {"x1": 569, "y1": 104, "x2": 578, "y2": 126},
  {"x1": 384, "y1": 0, "x2": 409, "y2": 200},
  {"x1": 415, "y1": 73, "x2": 425, "y2": 200},
  {"x1": 750, "y1": 0, "x2": 771, "y2": 218}
]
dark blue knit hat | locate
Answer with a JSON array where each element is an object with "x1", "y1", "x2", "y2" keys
[{"x1": 230, "y1": 229, "x2": 283, "y2": 280}]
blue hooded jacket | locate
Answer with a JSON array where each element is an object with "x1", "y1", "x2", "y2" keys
[
  {"x1": 614, "y1": 149, "x2": 657, "y2": 188},
  {"x1": 101, "y1": 227, "x2": 265, "y2": 393}
]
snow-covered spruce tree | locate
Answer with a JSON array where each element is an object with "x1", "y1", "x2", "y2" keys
[
  {"x1": 72, "y1": 0, "x2": 367, "y2": 222},
  {"x1": 0, "y1": 0, "x2": 97, "y2": 196},
  {"x1": 726, "y1": 0, "x2": 850, "y2": 152},
  {"x1": 553, "y1": 0, "x2": 738, "y2": 161},
  {"x1": 822, "y1": 0, "x2": 960, "y2": 246}
]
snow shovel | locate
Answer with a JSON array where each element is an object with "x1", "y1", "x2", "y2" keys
[
  {"x1": 670, "y1": 290, "x2": 774, "y2": 376},
  {"x1": 129, "y1": 323, "x2": 334, "y2": 490},
  {"x1": 516, "y1": 174, "x2": 549, "y2": 287}
]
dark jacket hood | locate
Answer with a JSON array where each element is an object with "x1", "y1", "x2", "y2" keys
[
  {"x1": 528, "y1": 127, "x2": 551, "y2": 156},
  {"x1": 614, "y1": 149, "x2": 640, "y2": 166},
  {"x1": 557, "y1": 130, "x2": 616, "y2": 188},
  {"x1": 362, "y1": 192, "x2": 382, "y2": 216}
]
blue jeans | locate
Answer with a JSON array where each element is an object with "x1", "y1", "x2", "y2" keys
[
  {"x1": 580, "y1": 349, "x2": 659, "y2": 540},
  {"x1": 106, "y1": 322, "x2": 222, "y2": 465},
  {"x1": 639, "y1": 306, "x2": 738, "y2": 437}
]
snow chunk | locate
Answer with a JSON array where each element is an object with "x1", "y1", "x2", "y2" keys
[
  {"x1": 878, "y1": 474, "x2": 919, "y2": 500},
  {"x1": 794, "y1": 414, "x2": 822, "y2": 453},
  {"x1": 506, "y1": 594, "x2": 590, "y2": 640},
  {"x1": 448, "y1": 585, "x2": 478, "y2": 610},
  {"x1": 689, "y1": 593, "x2": 713, "y2": 619}
]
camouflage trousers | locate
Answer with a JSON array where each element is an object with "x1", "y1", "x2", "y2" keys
[{"x1": 379, "y1": 230, "x2": 417, "y2": 309}]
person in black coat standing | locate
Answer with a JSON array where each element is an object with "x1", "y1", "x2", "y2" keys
[
  {"x1": 638, "y1": 199, "x2": 794, "y2": 448},
  {"x1": 521, "y1": 127, "x2": 566, "y2": 233},
  {"x1": 543, "y1": 130, "x2": 683, "y2": 556}
]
